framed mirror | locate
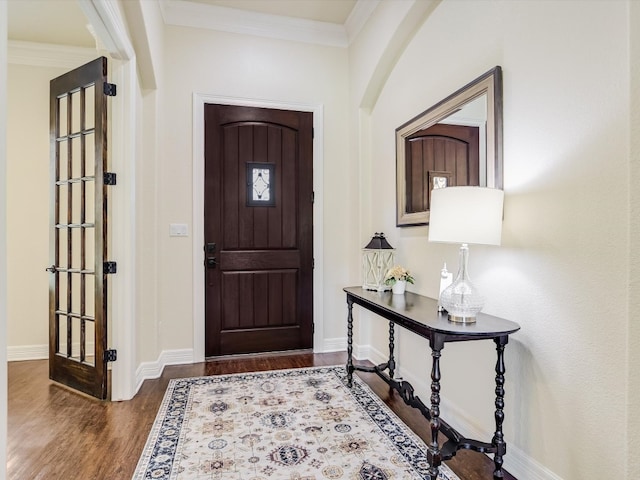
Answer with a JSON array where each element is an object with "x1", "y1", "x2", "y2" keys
[{"x1": 395, "y1": 66, "x2": 503, "y2": 227}]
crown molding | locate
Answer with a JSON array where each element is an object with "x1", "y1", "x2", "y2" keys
[
  {"x1": 159, "y1": 0, "x2": 350, "y2": 48},
  {"x1": 8, "y1": 40, "x2": 97, "y2": 68},
  {"x1": 345, "y1": 0, "x2": 380, "y2": 44}
]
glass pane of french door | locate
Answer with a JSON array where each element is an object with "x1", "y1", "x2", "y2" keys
[{"x1": 54, "y1": 88, "x2": 96, "y2": 366}]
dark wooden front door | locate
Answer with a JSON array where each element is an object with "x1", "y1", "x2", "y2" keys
[
  {"x1": 204, "y1": 104, "x2": 314, "y2": 357},
  {"x1": 48, "y1": 57, "x2": 112, "y2": 399},
  {"x1": 405, "y1": 123, "x2": 480, "y2": 213}
]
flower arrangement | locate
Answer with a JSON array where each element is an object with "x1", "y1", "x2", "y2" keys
[{"x1": 384, "y1": 265, "x2": 415, "y2": 286}]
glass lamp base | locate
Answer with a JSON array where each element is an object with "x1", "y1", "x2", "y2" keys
[{"x1": 439, "y1": 244, "x2": 485, "y2": 324}]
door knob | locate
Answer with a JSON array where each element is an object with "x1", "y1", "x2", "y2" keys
[
  {"x1": 206, "y1": 257, "x2": 217, "y2": 269},
  {"x1": 45, "y1": 265, "x2": 58, "y2": 273}
]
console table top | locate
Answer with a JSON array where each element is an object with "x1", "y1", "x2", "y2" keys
[{"x1": 344, "y1": 286, "x2": 520, "y2": 339}]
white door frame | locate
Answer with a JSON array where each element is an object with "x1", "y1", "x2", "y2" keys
[
  {"x1": 191, "y1": 94, "x2": 325, "y2": 362},
  {"x1": 79, "y1": 0, "x2": 137, "y2": 400}
]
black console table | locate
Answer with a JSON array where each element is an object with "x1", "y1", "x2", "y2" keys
[{"x1": 344, "y1": 286, "x2": 520, "y2": 480}]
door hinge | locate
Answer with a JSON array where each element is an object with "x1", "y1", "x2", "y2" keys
[
  {"x1": 104, "y1": 261, "x2": 117, "y2": 274},
  {"x1": 103, "y1": 82, "x2": 117, "y2": 96},
  {"x1": 104, "y1": 172, "x2": 117, "y2": 185},
  {"x1": 311, "y1": 191, "x2": 315, "y2": 203},
  {"x1": 104, "y1": 349, "x2": 117, "y2": 362},
  {"x1": 312, "y1": 258, "x2": 315, "y2": 269}
]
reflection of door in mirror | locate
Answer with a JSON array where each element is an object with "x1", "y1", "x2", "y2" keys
[{"x1": 404, "y1": 123, "x2": 479, "y2": 213}]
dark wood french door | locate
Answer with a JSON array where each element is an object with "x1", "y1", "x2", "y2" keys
[
  {"x1": 204, "y1": 104, "x2": 314, "y2": 357},
  {"x1": 48, "y1": 57, "x2": 113, "y2": 399}
]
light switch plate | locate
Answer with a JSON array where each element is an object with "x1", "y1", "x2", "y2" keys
[{"x1": 169, "y1": 223, "x2": 188, "y2": 237}]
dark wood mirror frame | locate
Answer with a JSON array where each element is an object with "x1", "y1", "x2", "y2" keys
[{"x1": 395, "y1": 66, "x2": 503, "y2": 227}]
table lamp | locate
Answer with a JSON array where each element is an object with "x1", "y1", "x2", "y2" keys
[{"x1": 428, "y1": 186, "x2": 504, "y2": 323}]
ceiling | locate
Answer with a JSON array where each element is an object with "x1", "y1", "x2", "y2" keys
[
  {"x1": 7, "y1": 0, "x2": 360, "y2": 48},
  {"x1": 184, "y1": 0, "x2": 358, "y2": 24},
  {"x1": 7, "y1": 0, "x2": 96, "y2": 47}
]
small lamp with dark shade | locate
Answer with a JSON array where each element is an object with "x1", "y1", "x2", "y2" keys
[{"x1": 362, "y1": 233, "x2": 395, "y2": 292}]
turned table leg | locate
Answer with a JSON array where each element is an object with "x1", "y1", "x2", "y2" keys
[
  {"x1": 492, "y1": 336, "x2": 509, "y2": 479},
  {"x1": 346, "y1": 297, "x2": 354, "y2": 388},
  {"x1": 427, "y1": 338, "x2": 444, "y2": 480},
  {"x1": 388, "y1": 321, "x2": 396, "y2": 379}
]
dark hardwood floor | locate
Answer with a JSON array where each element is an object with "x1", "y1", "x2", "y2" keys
[{"x1": 8, "y1": 352, "x2": 516, "y2": 479}]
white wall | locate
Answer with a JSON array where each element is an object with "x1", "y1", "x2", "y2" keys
[
  {"x1": 148, "y1": 26, "x2": 350, "y2": 361},
  {"x1": 353, "y1": 1, "x2": 631, "y2": 478},
  {"x1": 628, "y1": 1, "x2": 640, "y2": 477},
  {"x1": 135, "y1": 88, "x2": 162, "y2": 366},
  {"x1": 4, "y1": 45, "x2": 101, "y2": 360},
  {"x1": 6, "y1": 63, "x2": 66, "y2": 357},
  {"x1": 0, "y1": 0, "x2": 9, "y2": 473},
  {"x1": 115, "y1": 0, "x2": 164, "y2": 370},
  {"x1": 121, "y1": 0, "x2": 164, "y2": 91}
]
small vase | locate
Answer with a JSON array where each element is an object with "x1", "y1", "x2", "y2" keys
[{"x1": 392, "y1": 280, "x2": 406, "y2": 295}]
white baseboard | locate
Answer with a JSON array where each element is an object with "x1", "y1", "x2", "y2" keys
[
  {"x1": 360, "y1": 343, "x2": 386, "y2": 364},
  {"x1": 8, "y1": 343, "x2": 99, "y2": 362},
  {"x1": 320, "y1": 337, "x2": 345, "y2": 353},
  {"x1": 7, "y1": 344, "x2": 48, "y2": 361},
  {"x1": 134, "y1": 348, "x2": 194, "y2": 394},
  {"x1": 318, "y1": 337, "x2": 371, "y2": 362}
]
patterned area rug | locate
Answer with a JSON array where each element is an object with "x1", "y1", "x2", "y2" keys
[{"x1": 133, "y1": 366, "x2": 459, "y2": 480}]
